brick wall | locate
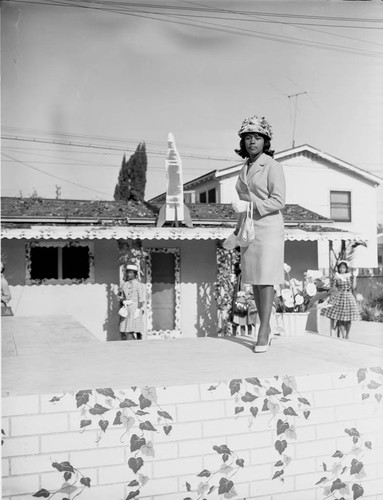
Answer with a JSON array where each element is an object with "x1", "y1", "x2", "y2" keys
[{"x1": 2, "y1": 367, "x2": 383, "y2": 500}]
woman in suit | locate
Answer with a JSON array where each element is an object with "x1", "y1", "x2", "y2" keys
[{"x1": 234, "y1": 115, "x2": 286, "y2": 352}]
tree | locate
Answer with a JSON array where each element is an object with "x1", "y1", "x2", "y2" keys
[{"x1": 114, "y1": 143, "x2": 147, "y2": 202}]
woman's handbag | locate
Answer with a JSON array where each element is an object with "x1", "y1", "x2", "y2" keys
[
  {"x1": 118, "y1": 305, "x2": 128, "y2": 318},
  {"x1": 1, "y1": 304, "x2": 13, "y2": 316},
  {"x1": 237, "y1": 202, "x2": 255, "y2": 247},
  {"x1": 233, "y1": 299, "x2": 249, "y2": 317}
]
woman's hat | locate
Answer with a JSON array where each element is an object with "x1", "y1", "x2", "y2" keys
[
  {"x1": 126, "y1": 264, "x2": 138, "y2": 272},
  {"x1": 238, "y1": 115, "x2": 273, "y2": 139}
]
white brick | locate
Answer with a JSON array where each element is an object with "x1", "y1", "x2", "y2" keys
[
  {"x1": 224, "y1": 402, "x2": 273, "y2": 429},
  {"x1": 336, "y1": 402, "x2": 379, "y2": 421},
  {"x1": 364, "y1": 478, "x2": 383, "y2": 496},
  {"x1": 2, "y1": 458, "x2": 9, "y2": 476},
  {"x1": 176, "y1": 401, "x2": 225, "y2": 422},
  {"x1": 300, "y1": 406, "x2": 336, "y2": 426},
  {"x1": 70, "y1": 447, "x2": 125, "y2": 467},
  {"x1": 154, "y1": 421, "x2": 202, "y2": 443},
  {"x1": 283, "y1": 457, "x2": 316, "y2": 475},
  {"x1": 152, "y1": 493, "x2": 193, "y2": 500},
  {"x1": 74, "y1": 483, "x2": 124, "y2": 500},
  {"x1": 2, "y1": 417, "x2": 10, "y2": 436},
  {"x1": 332, "y1": 371, "x2": 360, "y2": 388},
  {"x1": 200, "y1": 382, "x2": 232, "y2": 401},
  {"x1": 295, "y1": 471, "x2": 324, "y2": 490},
  {"x1": 2, "y1": 436, "x2": 39, "y2": 457},
  {"x1": 98, "y1": 464, "x2": 129, "y2": 484},
  {"x1": 227, "y1": 430, "x2": 273, "y2": 451},
  {"x1": 157, "y1": 385, "x2": 200, "y2": 404},
  {"x1": 355, "y1": 416, "x2": 383, "y2": 434},
  {"x1": 250, "y1": 445, "x2": 279, "y2": 465},
  {"x1": 11, "y1": 413, "x2": 68, "y2": 436},
  {"x1": 138, "y1": 476, "x2": 178, "y2": 496},
  {"x1": 39, "y1": 468, "x2": 95, "y2": 491},
  {"x1": 274, "y1": 489, "x2": 318, "y2": 500},
  {"x1": 2, "y1": 395, "x2": 39, "y2": 416},
  {"x1": 249, "y1": 476, "x2": 294, "y2": 496},
  {"x1": 40, "y1": 393, "x2": 77, "y2": 412},
  {"x1": 293, "y1": 425, "x2": 316, "y2": 442},
  {"x1": 314, "y1": 387, "x2": 356, "y2": 407},
  {"x1": 1, "y1": 474, "x2": 39, "y2": 496},
  {"x1": 153, "y1": 456, "x2": 202, "y2": 478},
  {"x1": 202, "y1": 416, "x2": 251, "y2": 437},
  {"x1": 149, "y1": 442, "x2": 178, "y2": 461},
  {"x1": 179, "y1": 437, "x2": 218, "y2": 457},
  {"x1": 294, "y1": 438, "x2": 334, "y2": 459},
  {"x1": 11, "y1": 452, "x2": 68, "y2": 475},
  {"x1": 41, "y1": 430, "x2": 99, "y2": 452},
  {"x1": 295, "y1": 373, "x2": 333, "y2": 391},
  {"x1": 235, "y1": 463, "x2": 271, "y2": 482},
  {"x1": 316, "y1": 421, "x2": 353, "y2": 440}
]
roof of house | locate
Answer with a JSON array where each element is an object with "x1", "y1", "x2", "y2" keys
[
  {"x1": 1, "y1": 197, "x2": 330, "y2": 226},
  {"x1": 149, "y1": 144, "x2": 382, "y2": 202}
]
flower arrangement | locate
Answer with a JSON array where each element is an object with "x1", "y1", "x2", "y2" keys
[{"x1": 274, "y1": 264, "x2": 330, "y2": 313}]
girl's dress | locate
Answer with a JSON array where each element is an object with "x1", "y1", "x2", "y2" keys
[
  {"x1": 119, "y1": 279, "x2": 145, "y2": 335},
  {"x1": 235, "y1": 153, "x2": 286, "y2": 285},
  {"x1": 321, "y1": 273, "x2": 361, "y2": 321}
]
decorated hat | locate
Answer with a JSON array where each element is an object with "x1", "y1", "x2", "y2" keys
[
  {"x1": 238, "y1": 115, "x2": 273, "y2": 139},
  {"x1": 337, "y1": 260, "x2": 349, "y2": 268},
  {"x1": 126, "y1": 264, "x2": 138, "y2": 272}
]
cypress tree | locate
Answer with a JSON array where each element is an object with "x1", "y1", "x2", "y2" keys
[{"x1": 114, "y1": 143, "x2": 147, "y2": 202}]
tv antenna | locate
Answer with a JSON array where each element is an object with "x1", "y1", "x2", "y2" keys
[{"x1": 288, "y1": 91, "x2": 307, "y2": 148}]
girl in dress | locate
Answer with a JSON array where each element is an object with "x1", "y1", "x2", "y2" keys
[
  {"x1": 118, "y1": 264, "x2": 145, "y2": 340},
  {"x1": 321, "y1": 260, "x2": 361, "y2": 339}
]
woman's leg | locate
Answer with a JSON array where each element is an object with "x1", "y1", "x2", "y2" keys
[
  {"x1": 344, "y1": 321, "x2": 351, "y2": 339},
  {"x1": 256, "y1": 285, "x2": 274, "y2": 346}
]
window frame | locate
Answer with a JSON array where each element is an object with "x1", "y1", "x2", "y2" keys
[
  {"x1": 330, "y1": 190, "x2": 352, "y2": 222},
  {"x1": 25, "y1": 240, "x2": 95, "y2": 285}
]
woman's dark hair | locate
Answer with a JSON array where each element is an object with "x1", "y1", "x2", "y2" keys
[
  {"x1": 336, "y1": 261, "x2": 349, "y2": 272},
  {"x1": 234, "y1": 135, "x2": 274, "y2": 159}
]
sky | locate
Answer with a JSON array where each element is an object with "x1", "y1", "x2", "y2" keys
[{"x1": 2, "y1": 0, "x2": 383, "y2": 220}]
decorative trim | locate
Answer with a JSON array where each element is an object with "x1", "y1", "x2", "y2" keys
[
  {"x1": 145, "y1": 248, "x2": 181, "y2": 339},
  {"x1": 25, "y1": 240, "x2": 95, "y2": 285}
]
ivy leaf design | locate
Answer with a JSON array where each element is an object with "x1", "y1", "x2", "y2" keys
[
  {"x1": 119, "y1": 399, "x2": 138, "y2": 408},
  {"x1": 272, "y1": 470, "x2": 284, "y2": 480},
  {"x1": 236, "y1": 458, "x2": 244, "y2": 467},
  {"x1": 268, "y1": 401, "x2": 280, "y2": 418},
  {"x1": 323, "y1": 462, "x2": 328, "y2": 471},
  {"x1": 113, "y1": 411, "x2": 122, "y2": 425},
  {"x1": 96, "y1": 388, "x2": 116, "y2": 399},
  {"x1": 99, "y1": 420, "x2": 109, "y2": 432},
  {"x1": 139, "y1": 395, "x2": 152, "y2": 410},
  {"x1": 213, "y1": 444, "x2": 231, "y2": 455},
  {"x1": 218, "y1": 477, "x2": 234, "y2": 494},
  {"x1": 352, "y1": 483, "x2": 364, "y2": 499},
  {"x1": 224, "y1": 486, "x2": 237, "y2": 499},
  {"x1": 121, "y1": 415, "x2": 135, "y2": 432},
  {"x1": 350, "y1": 459, "x2": 364, "y2": 475},
  {"x1": 141, "y1": 386, "x2": 157, "y2": 403},
  {"x1": 241, "y1": 392, "x2": 257, "y2": 402},
  {"x1": 130, "y1": 434, "x2": 146, "y2": 452},
  {"x1": 364, "y1": 441, "x2": 372, "y2": 449},
  {"x1": 274, "y1": 460, "x2": 283, "y2": 467},
  {"x1": 64, "y1": 471, "x2": 72, "y2": 482},
  {"x1": 362, "y1": 393, "x2": 370, "y2": 400},
  {"x1": 370, "y1": 366, "x2": 383, "y2": 375},
  {"x1": 222, "y1": 453, "x2": 229, "y2": 463},
  {"x1": 285, "y1": 426, "x2": 297, "y2": 440},
  {"x1": 136, "y1": 410, "x2": 150, "y2": 416},
  {"x1": 250, "y1": 407, "x2": 258, "y2": 418},
  {"x1": 49, "y1": 396, "x2": 61, "y2": 403},
  {"x1": 303, "y1": 410, "x2": 311, "y2": 419},
  {"x1": 208, "y1": 385, "x2": 217, "y2": 391},
  {"x1": 245, "y1": 377, "x2": 262, "y2": 387},
  {"x1": 186, "y1": 481, "x2": 191, "y2": 492},
  {"x1": 298, "y1": 397, "x2": 311, "y2": 406},
  {"x1": 332, "y1": 450, "x2": 344, "y2": 458},
  {"x1": 141, "y1": 441, "x2": 155, "y2": 457},
  {"x1": 282, "y1": 383, "x2": 293, "y2": 397},
  {"x1": 128, "y1": 480, "x2": 139, "y2": 487},
  {"x1": 126, "y1": 491, "x2": 140, "y2": 500},
  {"x1": 32, "y1": 489, "x2": 50, "y2": 498},
  {"x1": 58, "y1": 483, "x2": 77, "y2": 495},
  {"x1": 89, "y1": 404, "x2": 109, "y2": 416},
  {"x1": 197, "y1": 469, "x2": 211, "y2": 477},
  {"x1": 283, "y1": 407, "x2": 298, "y2": 417},
  {"x1": 315, "y1": 476, "x2": 328, "y2": 485},
  {"x1": 345, "y1": 428, "x2": 361, "y2": 438},
  {"x1": 138, "y1": 474, "x2": 149, "y2": 486},
  {"x1": 276, "y1": 419, "x2": 289, "y2": 436},
  {"x1": 197, "y1": 482, "x2": 209, "y2": 496},
  {"x1": 367, "y1": 380, "x2": 381, "y2": 390},
  {"x1": 266, "y1": 387, "x2": 282, "y2": 396},
  {"x1": 357, "y1": 368, "x2": 367, "y2": 383},
  {"x1": 157, "y1": 411, "x2": 173, "y2": 421},
  {"x1": 274, "y1": 440, "x2": 287, "y2": 455},
  {"x1": 80, "y1": 477, "x2": 91, "y2": 487},
  {"x1": 80, "y1": 419, "x2": 92, "y2": 429},
  {"x1": 235, "y1": 406, "x2": 244, "y2": 415},
  {"x1": 330, "y1": 478, "x2": 346, "y2": 492},
  {"x1": 75, "y1": 390, "x2": 92, "y2": 408},
  {"x1": 139, "y1": 420, "x2": 157, "y2": 432},
  {"x1": 164, "y1": 425, "x2": 172, "y2": 435},
  {"x1": 128, "y1": 457, "x2": 144, "y2": 474},
  {"x1": 376, "y1": 394, "x2": 382, "y2": 403},
  {"x1": 52, "y1": 461, "x2": 75, "y2": 473},
  {"x1": 262, "y1": 399, "x2": 269, "y2": 411},
  {"x1": 229, "y1": 379, "x2": 242, "y2": 396},
  {"x1": 208, "y1": 485, "x2": 215, "y2": 494}
]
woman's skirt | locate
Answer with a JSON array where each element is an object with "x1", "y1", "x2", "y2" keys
[{"x1": 119, "y1": 302, "x2": 145, "y2": 333}]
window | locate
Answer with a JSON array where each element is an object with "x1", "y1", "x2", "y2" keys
[
  {"x1": 26, "y1": 241, "x2": 94, "y2": 284},
  {"x1": 199, "y1": 188, "x2": 216, "y2": 203},
  {"x1": 330, "y1": 191, "x2": 351, "y2": 222},
  {"x1": 184, "y1": 191, "x2": 195, "y2": 203},
  {"x1": 199, "y1": 191, "x2": 207, "y2": 203},
  {"x1": 208, "y1": 188, "x2": 216, "y2": 203}
]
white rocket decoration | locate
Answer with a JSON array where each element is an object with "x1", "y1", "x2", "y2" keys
[{"x1": 157, "y1": 133, "x2": 192, "y2": 227}]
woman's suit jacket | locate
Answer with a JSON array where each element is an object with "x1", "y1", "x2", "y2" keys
[{"x1": 235, "y1": 153, "x2": 286, "y2": 285}]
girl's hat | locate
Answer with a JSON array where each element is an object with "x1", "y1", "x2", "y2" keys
[
  {"x1": 126, "y1": 264, "x2": 138, "y2": 272},
  {"x1": 337, "y1": 260, "x2": 349, "y2": 267},
  {"x1": 238, "y1": 115, "x2": 273, "y2": 139}
]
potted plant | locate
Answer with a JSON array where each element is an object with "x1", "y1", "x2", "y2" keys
[{"x1": 273, "y1": 265, "x2": 331, "y2": 336}]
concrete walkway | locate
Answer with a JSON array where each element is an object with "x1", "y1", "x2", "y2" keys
[{"x1": 2, "y1": 315, "x2": 383, "y2": 397}]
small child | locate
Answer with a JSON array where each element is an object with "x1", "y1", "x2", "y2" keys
[{"x1": 118, "y1": 264, "x2": 145, "y2": 340}]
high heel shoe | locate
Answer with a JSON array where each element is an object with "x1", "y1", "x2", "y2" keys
[{"x1": 253, "y1": 327, "x2": 273, "y2": 353}]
